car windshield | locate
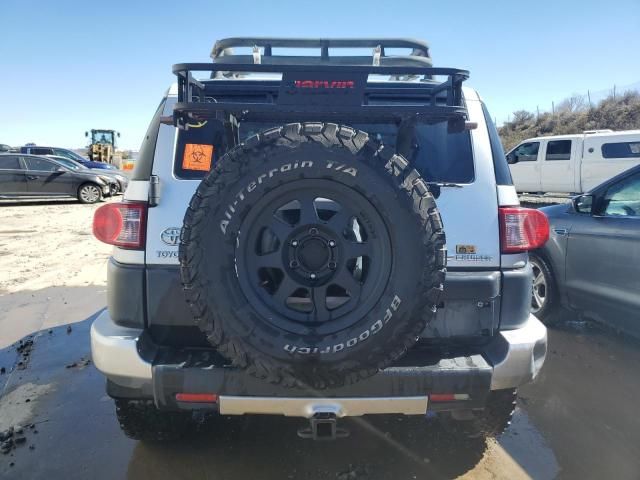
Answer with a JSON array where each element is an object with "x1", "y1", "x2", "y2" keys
[
  {"x1": 52, "y1": 148, "x2": 88, "y2": 162},
  {"x1": 92, "y1": 131, "x2": 114, "y2": 144},
  {"x1": 53, "y1": 157, "x2": 86, "y2": 170}
]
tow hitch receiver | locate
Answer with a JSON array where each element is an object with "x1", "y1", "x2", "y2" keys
[{"x1": 297, "y1": 413, "x2": 349, "y2": 440}]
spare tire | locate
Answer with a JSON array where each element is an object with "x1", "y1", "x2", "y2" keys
[{"x1": 180, "y1": 122, "x2": 446, "y2": 388}]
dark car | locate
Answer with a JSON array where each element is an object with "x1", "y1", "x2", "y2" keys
[
  {"x1": 48, "y1": 155, "x2": 128, "y2": 194},
  {"x1": 0, "y1": 153, "x2": 110, "y2": 203},
  {"x1": 531, "y1": 164, "x2": 640, "y2": 335},
  {"x1": 19, "y1": 146, "x2": 118, "y2": 170}
]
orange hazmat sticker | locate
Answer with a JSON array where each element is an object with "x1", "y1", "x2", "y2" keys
[{"x1": 183, "y1": 144, "x2": 213, "y2": 171}]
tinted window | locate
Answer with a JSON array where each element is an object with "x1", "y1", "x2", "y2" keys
[
  {"x1": 173, "y1": 120, "x2": 225, "y2": 180},
  {"x1": 409, "y1": 123, "x2": 474, "y2": 183},
  {"x1": 133, "y1": 99, "x2": 166, "y2": 181},
  {"x1": 54, "y1": 158, "x2": 82, "y2": 170},
  {"x1": 602, "y1": 141, "x2": 640, "y2": 159},
  {"x1": 24, "y1": 157, "x2": 58, "y2": 172},
  {"x1": 513, "y1": 142, "x2": 539, "y2": 162},
  {"x1": 237, "y1": 122, "x2": 475, "y2": 184},
  {"x1": 602, "y1": 172, "x2": 640, "y2": 217},
  {"x1": 29, "y1": 147, "x2": 53, "y2": 155},
  {"x1": 52, "y1": 148, "x2": 77, "y2": 160},
  {"x1": 546, "y1": 140, "x2": 572, "y2": 161},
  {"x1": 0, "y1": 156, "x2": 21, "y2": 169},
  {"x1": 482, "y1": 103, "x2": 512, "y2": 185}
]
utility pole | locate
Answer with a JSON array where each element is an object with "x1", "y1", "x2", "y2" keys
[
  {"x1": 587, "y1": 90, "x2": 591, "y2": 108},
  {"x1": 552, "y1": 101, "x2": 555, "y2": 115}
]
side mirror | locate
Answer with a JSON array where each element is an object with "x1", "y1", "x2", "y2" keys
[
  {"x1": 117, "y1": 132, "x2": 121, "y2": 138},
  {"x1": 506, "y1": 152, "x2": 518, "y2": 164},
  {"x1": 573, "y1": 194, "x2": 594, "y2": 214},
  {"x1": 85, "y1": 131, "x2": 88, "y2": 137}
]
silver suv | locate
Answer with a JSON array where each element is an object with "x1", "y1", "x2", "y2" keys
[{"x1": 90, "y1": 38, "x2": 548, "y2": 441}]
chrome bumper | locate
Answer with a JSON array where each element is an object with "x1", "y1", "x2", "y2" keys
[
  {"x1": 91, "y1": 310, "x2": 547, "y2": 413},
  {"x1": 219, "y1": 396, "x2": 429, "y2": 418},
  {"x1": 90, "y1": 309, "x2": 151, "y2": 387},
  {"x1": 491, "y1": 314, "x2": 547, "y2": 390}
]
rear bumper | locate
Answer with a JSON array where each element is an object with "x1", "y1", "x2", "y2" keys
[{"x1": 91, "y1": 310, "x2": 547, "y2": 416}]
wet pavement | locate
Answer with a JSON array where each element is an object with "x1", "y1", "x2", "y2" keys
[{"x1": 1, "y1": 313, "x2": 639, "y2": 479}]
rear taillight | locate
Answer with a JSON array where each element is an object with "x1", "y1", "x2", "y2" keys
[
  {"x1": 93, "y1": 202, "x2": 147, "y2": 249},
  {"x1": 499, "y1": 207, "x2": 549, "y2": 254}
]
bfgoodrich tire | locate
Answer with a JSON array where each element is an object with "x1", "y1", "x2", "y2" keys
[{"x1": 180, "y1": 123, "x2": 446, "y2": 389}]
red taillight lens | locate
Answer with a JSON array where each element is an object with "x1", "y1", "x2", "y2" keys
[
  {"x1": 175, "y1": 393, "x2": 218, "y2": 403},
  {"x1": 499, "y1": 207, "x2": 549, "y2": 253},
  {"x1": 93, "y1": 202, "x2": 147, "y2": 249}
]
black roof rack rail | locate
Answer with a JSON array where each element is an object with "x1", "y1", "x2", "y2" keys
[
  {"x1": 171, "y1": 62, "x2": 469, "y2": 130},
  {"x1": 210, "y1": 37, "x2": 431, "y2": 67}
]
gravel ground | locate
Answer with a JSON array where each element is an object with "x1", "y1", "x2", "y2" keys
[{"x1": 0, "y1": 199, "x2": 112, "y2": 348}]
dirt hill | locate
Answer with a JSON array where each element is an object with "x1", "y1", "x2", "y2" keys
[{"x1": 498, "y1": 90, "x2": 640, "y2": 151}]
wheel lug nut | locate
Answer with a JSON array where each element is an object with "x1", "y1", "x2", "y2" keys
[
  {"x1": 328, "y1": 262, "x2": 337, "y2": 270},
  {"x1": 309, "y1": 228, "x2": 318, "y2": 235},
  {"x1": 291, "y1": 240, "x2": 298, "y2": 247},
  {"x1": 328, "y1": 240, "x2": 336, "y2": 247},
  {"x1": 310, "y1": 273, "x2": 317, "y2": 280},
  {"x1": 290, "y1": 260, "x2": 298, "y2": 268}
]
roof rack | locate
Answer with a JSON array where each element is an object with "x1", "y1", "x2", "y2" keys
[
  {"x1": 210, "y1": 37, "x2": 432, "y2": 67},
  {"x1": 171, "y1": 38, "x2": 470, "y2": 130}
]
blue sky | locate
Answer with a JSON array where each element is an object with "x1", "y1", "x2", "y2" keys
[{"x1": 1, "y1": 0, "x2": 639, "y2": 150}]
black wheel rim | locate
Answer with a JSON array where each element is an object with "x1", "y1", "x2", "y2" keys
[{"x1": 235, "y1": 179, "x2": 392, "y2": 336}]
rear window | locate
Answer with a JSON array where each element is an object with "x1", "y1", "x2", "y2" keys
[
  {"x1": 397, "y1": 123, "x2": 474, "y2": 184},
  {"x1": 602, "y1": 141, "x2": 640, "y2": 159},
  {"x1": 482, "y1": 103, "x2": 512, "y2": 185},
  {"x1": 237, "y1": 122, "x2": 475, "y2": 184},
  {"x1": 173, "y1": 120, "x2": 230, "y2": 179},
  {"x1": 175, "y1": 121, "x2": 474, "y2": 183},
  {"x1": 29, "y1": 147, "x2": 53, "y2": 155}
]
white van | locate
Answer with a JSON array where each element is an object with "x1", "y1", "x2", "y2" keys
[{"x1": 507, "y1": 130, "x2": 640, "y2": 193}]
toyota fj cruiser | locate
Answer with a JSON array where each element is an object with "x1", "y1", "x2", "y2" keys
[{"x1": 91, "y1": 38, "x2": 549, "y2": 441}]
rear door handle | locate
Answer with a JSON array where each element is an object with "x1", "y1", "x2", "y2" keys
[{"x1": 27, "y1": 175, "x2": 38, "y2": 180}]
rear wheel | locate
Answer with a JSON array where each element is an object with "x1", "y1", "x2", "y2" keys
[
  {"x1": 114, "y1": 399, "x2": 193, "y2": 441},
  {"x1": 78, "y1": 183, "x2": 103, "y2": 204},
  {"x1": 529, "y1": 253, "x2": 559, "y2": 324}
]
